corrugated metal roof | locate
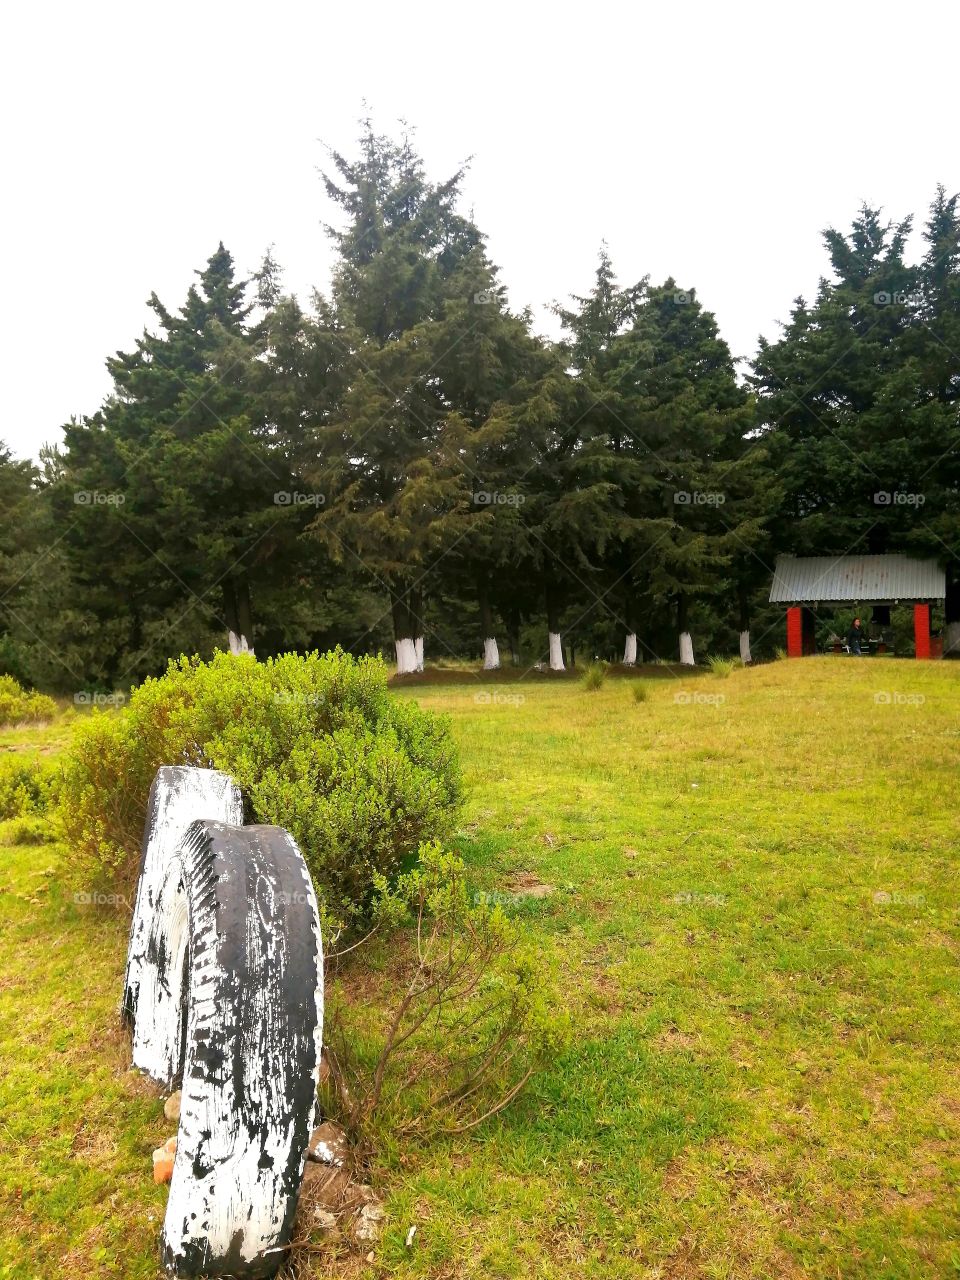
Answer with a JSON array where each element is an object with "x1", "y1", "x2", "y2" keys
[{"x1": 769, "y1": 555, "x2": 945, "y2": 603}]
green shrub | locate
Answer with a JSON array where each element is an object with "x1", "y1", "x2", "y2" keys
[
  {"x1": 632, "y1": 682, "x2": 650, "y2": 704},
  {"x1": 0, "y1": 675, "x2": 56, "y2": 726},
  {"x1": 0, "y1": 757, "x2": 61, "y2": 820},
  {"x1": 580, "y1": 663, "x2": 607, "y2": 692},
  {"x1": 58, "y1": 649, "x2": 461, "y2": 931},
  {"x1": 4, "y1": 815, "x2": 56, "y2": 845},
  {"x1": 707, "y1": 655, "x2": 738, "y2": 678},
  {"x1": 324, "y1": 842, "x2": 570, "y2": 1138}
]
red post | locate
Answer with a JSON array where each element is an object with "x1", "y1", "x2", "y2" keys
[
  {"x1": 786, "y1": 606, "x2": 803, "y2": 658},
  {"x1": 914, "y1": 603, "x2": 931, "y2": 659}
]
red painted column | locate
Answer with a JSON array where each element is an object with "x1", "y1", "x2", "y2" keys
[
  {"x1": 914, "y1": 603, "x2": 931, "y2": 659},
  {"x1": 786, "y1": 606, "x2": 803, "y2": 658}
]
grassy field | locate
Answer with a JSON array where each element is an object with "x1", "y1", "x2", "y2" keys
[{"x1": 2, "y1": 658, "x2": 959, "y2": 1278}]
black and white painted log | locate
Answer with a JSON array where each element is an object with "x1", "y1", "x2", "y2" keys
[{"x1": 123, "y1": 766, "x2": 243, "y2": 1033}]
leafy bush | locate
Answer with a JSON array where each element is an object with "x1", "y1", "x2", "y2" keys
[
  {"x1": 0, "y1": 675, "x2": 56, "y2": 726},
  {"x1": 0, "y1": 756, "x2": 61, "y2": 820},
  {"x1": 707, "y1": 655, "x2": 738, "y2": 678},
  {"x1": 632, "y1": 682, "x2": 650, "y2": 704},
  {"x1": 59, "y1": 650, "x2": 461, "y2": 930},
  {"x1": 580, "y1": 663, "x2": 607, "y2": 692},
  {"x1": 323, "y1": 842, "x2": 569, "y2": 1139}
]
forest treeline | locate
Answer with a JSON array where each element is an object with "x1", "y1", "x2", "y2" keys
[{"x1": 2, "y1": 125, "x2": 960, "y2": 688}]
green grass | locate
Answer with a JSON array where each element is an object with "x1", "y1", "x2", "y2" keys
[{"x1": 3, "y1": 659, "x2": 960, "y2": 1277}]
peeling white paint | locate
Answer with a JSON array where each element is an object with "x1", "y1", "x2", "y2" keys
[
  {"x1": 228, "y1": 630, "x2": 255, "y2": 657},
  {"x1": 414, "y1": 636, "x2": 424, "y2": 671},
  {"x1": 739, "y1": 630, "x2": 752, "y2": 664},
  {"x1": 123, "y1": 766, "x2": 242, "y2": 1037},
  {"x1": 679, "y1": 631, "x2": 695, "y2": 666},
  {"x1": 482, "y1": 637, "x2": 500, "y2": 670},
  {"x1": 158, "y1": 822, "x2": 323, "y2": 1275},
  {"x1": 548, "y1": 631, "x2": 564, "y2": 671},
  {"x1": 394, "y1": 637, "x2": 418, "y2": 675},
  {"x1": 623, "y1": 633, "x2": 637, "y2": 666}
]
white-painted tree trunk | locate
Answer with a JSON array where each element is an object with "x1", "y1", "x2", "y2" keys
[
  {"x1": 548, "y1": 631, "x2": 565, "y2": 671},
  {"x1": 623, "y1": 632, "x2": 637, "y2": 666},
  {"x1": 483, "y1": 637, "x2": 501, "y2": 670},
  {"x1": 228, "y1": 630, "x2": 255, "y2": 657},
  {"x1": 944, "y1": 621, "x2": 960, "y2": 656},
  {"x1": 394, "y1": 637, "x2": 418, "y2": 675},
  {"x1": 739, "y1": 630, "x2": 752, "y2": 664},
  {"x1": 414, "y1": 636, "x2": 424, "y2": 671},
  {"x1": 679, "y1": 631, "x2": 695, "y2": 666}
]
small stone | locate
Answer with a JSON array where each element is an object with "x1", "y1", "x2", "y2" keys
[
  {"x1": 163, "y1": 1090, "x2": 181, "y2": 1123},
  {"x1": 312, "y1": 1209, "x2": 337, "y2": 1232},
  {"x1": 305, "y1": 1120, "x2": 348, "y2": 1167},
  {"x1": 355, "y1": 1199, "x2": 386, "y2": 1243},
  {"x1": 152, "y1": 1135, "x2": 177, "y2": 1184}
]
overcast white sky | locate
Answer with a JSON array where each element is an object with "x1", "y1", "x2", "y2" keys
[{"x1": 2, "y1": 0, "x2": 956, "y2": 460}]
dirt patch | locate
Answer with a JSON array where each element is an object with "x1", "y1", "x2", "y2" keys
[{"x1": 504, "y1": 871, "x2": 554, "y2": 898}]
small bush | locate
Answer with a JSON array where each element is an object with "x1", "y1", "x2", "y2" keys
[
  {"x1": 58, "y1": 649, "x2": 461, "y2": 932},
  {"x1": 0, "y1": 757, "x2": 61, "y2": 820},
  {"x1": 4, "y1": 815, "x2": 56, "y2": 845},
  {"x1": 323, "y1": 842, "x2": 569, "y2": 1140},
  {"x1": 580, "y1": 663, "x2": 607, "y2": 692},
  {"x1": 632, "y1": 682, "x2": 650, "y2": 704},
  {"x1": 707, "y1": 655, "x2": 737, "y2": 678},
  {"x1": 0, "y1": 675, "x2": 56, "y2": 727}
]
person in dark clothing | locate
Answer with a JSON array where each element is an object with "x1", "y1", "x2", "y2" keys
[{"x1": 846, "y1": 617, "x2": 865, "y2": 655}]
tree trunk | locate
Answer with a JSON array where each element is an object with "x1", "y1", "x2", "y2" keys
[
  {"x1": 506, "y1": 606, "x2": 521, "y2": 666},
  {"x1": 545, "y1": 579, "x2": 564, "y2": 671},
  {"x1": 478, "y1": 578, "x2": 500, "y2": 670},
  {"x1": 737, "y1": 587, "x2": 752, "y2": 665},
  {"x1": 223, "y1": 580, "x2": 255, "y2": 656},
  {"x1": 677, "y1": 593, "x2": 695, "y2": 666},
  {"x1": 622, "y1": 590, "x2": 638, "y2": 665},
  {"x1": 391, "y1": 585, "x2": 418, "y2": 675},
  {"x1": 412, "y1": 585, "x2": 424, "y2": 671}
]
